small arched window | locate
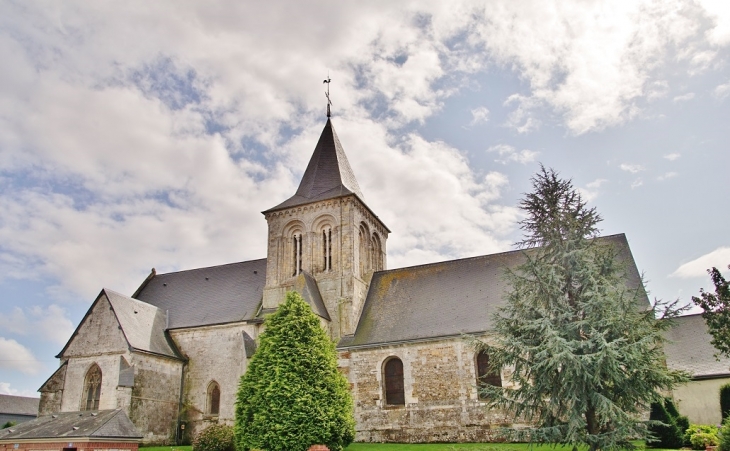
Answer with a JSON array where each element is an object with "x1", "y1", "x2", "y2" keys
[
  {"x1": 322, "y1": 227, "x2": 332, "y2": 272},
  {"x1": 292, "y1": 233, "x2": 302, "y2": 276},
  {"x1": 207, "y1": 381, "x2": 221, "y2": 415},
  {"x1": 476, "y1": 350, "x2": 501, "y2": 400},
  {"x1": 383, "y1": 357, "x2": 405, "y2": 406},
  {"x1": 82, "y1": 364, "x2": 102, "y2": 411}
]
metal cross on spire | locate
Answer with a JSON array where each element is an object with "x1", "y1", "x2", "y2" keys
[{"x1": 323, "y1": 75, "x2": 332, "y2": 117}]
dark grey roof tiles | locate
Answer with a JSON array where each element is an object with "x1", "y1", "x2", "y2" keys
[
  {"x1": 342, "y1": 234, "x2": 644, "y2": 348},
  {"x1": 104, "y1": 289, "x2": 180, "y2": 358},
  {"x1": 0, "y1": 410, "x2": 141, "y2": 441},
  {"x1": 134, "y1": 259, "x2": 267, "y2": 329},
  {"x1": 0, "y1": 395, "x2": 39, "y2": 416},
  {"x1": 664, "y1": 313, "x2": 730, "y2": 378},
  {"x1": 118, "y1": 357, "x2": 134, "y2": 388},
  {"x1": 296, "y1": 272, "x2": 331, "y2": 321},
  {"x1": 265, "y1": 119, "x2": 364, "y2": 213},
  {"x1": 242, "y1": 331, "x2": 257, "y2": 358}
]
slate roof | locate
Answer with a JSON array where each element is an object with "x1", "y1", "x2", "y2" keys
[
  {"x1": 0, "y1": 395, "x2": 39, "y2": 416},
  {"x1": 133, "y1": 259, "x2": 267, "y2": 329},
  {"x1": 340, "y1": 233, "x2": 644, "y2": 349},
  {"x1": 664, "y1": 313, "x2": 730, "y2": 379},
  {"x1": 105, "y1": 289, "x2": 180, "y2": 358},
  {"x1": 265, "y1": 119, "x2": 365, "y2": 213},
  {"x1": 0, "y1": 410, "x2": 141, "y2": 441}
]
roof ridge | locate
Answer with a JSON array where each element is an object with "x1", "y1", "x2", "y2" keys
[
  {"x1": 153, "y1": 258, "x2": 266, "y2": 276},
  {"x1": 376, "y1": 233, "x2": 628, "y2": 275}
]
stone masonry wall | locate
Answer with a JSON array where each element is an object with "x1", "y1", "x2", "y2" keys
[
  {"x1": 170, "y1": 322, "x2": 257, "y2": 438},
  {"x1": 343, "y1": 337, "x2": 515, "y2": 443},
  {"x1": 263, "y1": 195, "x2": 388, "y2": 342},
  {"x1": 128, "y1": 353, "x2": 183, "y2": 444}
]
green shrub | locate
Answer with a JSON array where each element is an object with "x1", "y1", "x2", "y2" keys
[
  {"x1": 664, "y1": 398, "x2": 690, "y2": 444},
  {"x1": 720, "y1": 418, "x2": 730, "y2": 451},
  {"x1": 1, "y1": 421, "x2": 16, "y2": 429},
  {"x1": 722, "y1": 384, "x2": 730, "y2": 422},
  {"x1": 685, "y1": 424, "x2": 720, "y2": 450},
  {"x1": 692, "y1": 432, "x2": 720, "y2": 449},
  {"x1": 192, "y1": 424, "x2": 234, "y2": 451},
  {"x1": 234, "y1": 291, "x2": 355, "y2": 451},
  {"x1": 648, "y1": 398, "x2": 685, "y2": 448}
]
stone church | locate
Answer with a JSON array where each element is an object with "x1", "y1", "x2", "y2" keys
[{"x1": 37, "y1": 118, "x2": 725, "y2": 444}]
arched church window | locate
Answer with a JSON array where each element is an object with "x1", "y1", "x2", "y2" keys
[
  {"x1": 82, "y1": 364, "x2": 102, "y2": 410},
  {"x1": 292, "y1": 233, "x2": 302, "y2": 276},
  {"x1": 383, "y1": 357, "x2": 405, "y2": 406},
  {"x1": 372, "y1": 233, "x2": 382, "y2": 271},
  {"x1": 322, "y1": 227, "x2": 332, "y2": 272},
  {"x1": 475, "y1": 350, "x2": 501, "y2": 400},
  {"x1": 207, "y1": 381, "x2": 221, "y2": 415},
  {"x1": 358, "y1": 223, "x2": 370, "y2": 277}
]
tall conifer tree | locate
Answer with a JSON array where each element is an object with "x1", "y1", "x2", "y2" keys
[
  {"x1": 478, "y1": 166, "x2": 688, "y2": 451},
  {"x1": 234, "y1": 291, "x2": 355, "y2": 451}
]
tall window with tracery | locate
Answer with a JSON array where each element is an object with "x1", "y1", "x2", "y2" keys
[
  {"x1": 476, "y1": 350, "x2": 502, "y2": 400},
  {"x1": 322, "y1": 228, "x2": 332, "y2": 272},
  {"x1": 82, "y1": 364, "x2": 102, "y2": 411},
  {"x1": 292, "y1": 233, "x2": 302, "y2": 276},
  {"x1": 207, "y1": 381, "x2": 221, "y2": 415},
  {"x1": 383, "y1": 357, "x2": 405, "y2": 406}
]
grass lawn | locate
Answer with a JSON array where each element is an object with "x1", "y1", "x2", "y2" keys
[{"x1": 140, "y1": 443, "x2": 672, "y2": 451}]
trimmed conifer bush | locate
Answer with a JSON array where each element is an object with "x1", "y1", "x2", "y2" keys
[
  {"x1": 664, "y1": 398, "x2": 690, "y2": 445},
  {"x1": 648, "y1": 398, "x2": 684, "y2": 448},
  {"x1": 234, "y1": 291, "x2": 355, "y2": 451},
  {"x1": 721, "y1": 383, "x2": 730, "y2": 422},
  {"x1": 192, "y1": 424, "x2": 234, "y2": 451}
]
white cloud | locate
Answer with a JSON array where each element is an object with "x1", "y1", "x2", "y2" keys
[
  {"x1": 487, "y1": 144, "x2": 539, "y2": 165},
  {"x1": 0, "y1": 338, "x2": 44, "y2": 375},
  {"x1": 631, "y1": 178, "x2": 644, "y2": 189},
  {"x1": 672, "y1": 247, "x2": 730, "y2": 279},
  {"x1": 647, "y1": 80, "x2": 670, "y2": 100},
  {"x1": 673, "y1": 92, "x2": 695, "y2": 102},
  {"x1": 0, "y1": 0, "x2": 728, "y2": 304},
  {"x1": 0, "y1": 382, "x2": 39, "y2": 397},
  {"x1": 0, "y1": 306, "x2": 75, "y2": 346},
  {"x1": 468, "y1": 106, "x2": 490, "y2": 126},
  {"x1": 714, "y1": 80, "x2": 730, "y2": 99},
  {"x1": 696, "y1": 0, "x2": 730, "y2": 46},
  {"x1": 657, "y1": 171, "x2": 678, "y2": 181},
  {"x1": 503, "y1": 94, "x2": 541, "y2": 133},
  {"x1": 620, "y1": 163, "x2": 645, "y2": 173},
  {"x1": 664, "y1": 152, "x2": 681, "y2": 161},
  {"x1": 578, "y1": 178, "x2": 608, "y2": 202}
]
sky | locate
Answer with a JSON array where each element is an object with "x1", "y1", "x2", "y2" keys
[{"x1": 1, "y1": 0, "x2": 729, "y2": 398}]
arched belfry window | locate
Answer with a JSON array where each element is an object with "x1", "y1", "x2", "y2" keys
[
  {"x1": 372, "y1": 233, "x2": 383, "y2": 272},
  {"x1": 383, "y1": 357, "x2": 405, "y2": 406},
  {"x1": 292, "y1": 233, "x2": 302, "y2": 276},
  {"x1": 322, "y1": 227, "x2": 332, "y2": 272},
  {"x1": 476, "y1": 350, "x2": 501, "y2": 400},
  {"x1": 358, "y1": 223, "x2": 371, "y2": 277},
  {"x1": 82, "y1": 364, "x2": 102, "y2": 410},
  {"x1": 207, "y1": 381, "x2": 221, "y2": 415}
]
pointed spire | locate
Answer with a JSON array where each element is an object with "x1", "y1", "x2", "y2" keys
[{"x1": 264, "y1": 119, "x2": 364, "y2": 213}]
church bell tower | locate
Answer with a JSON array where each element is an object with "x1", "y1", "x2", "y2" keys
[{"x1": 261, "y1": 118, "x2": 389, "y2": 341}]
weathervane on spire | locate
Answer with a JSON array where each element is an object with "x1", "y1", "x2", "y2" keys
[{"x1": 323, "y1": 74, "x2": 332, "y2": 118}]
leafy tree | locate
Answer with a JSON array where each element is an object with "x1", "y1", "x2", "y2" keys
[
  {"x1": 476, "y1": 166, "x2": 689, "y2": 451},
  {"x1": 692, "y1": 265, "x2": 730, "y2": 358},
  {"x1": 234, "y1": 291, "x2": 355, "y2": 451}
]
